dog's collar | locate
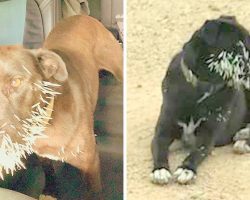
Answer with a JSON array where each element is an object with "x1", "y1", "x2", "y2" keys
[{"x1": 181, "y1": 58, "x2": 198, "y2": 87}]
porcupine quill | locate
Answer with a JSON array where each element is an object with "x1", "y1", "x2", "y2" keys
[
  {"x1": 206, "y1": 40, "x2": 250, "y2": 90},
  {"x1": 0, "y1": 80, "x2": 61, "y2": 179}
]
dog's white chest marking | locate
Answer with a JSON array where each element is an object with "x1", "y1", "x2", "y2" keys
[
  {"x1": 178, "y1": 117, "x2": 206, "y2": 147},
  {"x1": 178, "y1": 117, "x2": 205, "y2": 136}
]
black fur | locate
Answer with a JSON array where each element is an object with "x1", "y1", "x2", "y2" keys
[{"x1": 151, "y1": 16, "x2": 250, "y2": 179}]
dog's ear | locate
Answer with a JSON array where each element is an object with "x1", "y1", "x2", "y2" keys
[
  {"x1": 244, "y1": 36, "x2": 250, "y2": 50},
  {"x1": 200, "y1": 18, "x2": 241, "y2": 48},
  {"x1": 31, "y1": 49, "x2": 68, "y2": 82},
  {"x1": 200, "y1": 20, "x2": 219, "y2": 46},
  {"x1": 183, "y1": 30, "x2": 202, "y2": 67}
]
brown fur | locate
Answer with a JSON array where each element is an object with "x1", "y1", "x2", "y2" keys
[
  {"x1": 0, "y1": 15, "x2": 122, "y2": 199},
  {"x1": 37, "y1": 15, "x2": 123, "y2": 197}
]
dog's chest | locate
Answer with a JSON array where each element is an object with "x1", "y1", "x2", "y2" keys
[
  {"x1": 177, "y1": 104, "x2": 230, "y2": 149},
  {"x1": 176, "y1": 81, "x2": 235, "y2": 135},
  {"x1": 177, "y1": 83, "x2": 224, "y2": 119},
  {"x1": 165, "y1": 62, "x2": 238, "y2": 145}
]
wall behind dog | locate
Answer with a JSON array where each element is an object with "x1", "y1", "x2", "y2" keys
[{"x1": 0, "y1": 0, "x2": 26, "y2": 45}]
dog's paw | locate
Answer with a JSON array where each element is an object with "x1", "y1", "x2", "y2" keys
[
  {"x1": 150, "y1": 168, "x2": 172, "y2": 185},
  {"x1": 233, "y1": 140, "x2": 250, "y2": 154},
  {"x1": 174, "y1": 168, "x2": 196, "y2": 184},
  {"x1": 233, "y1": 127, "x2": 250, "y2": 141}
]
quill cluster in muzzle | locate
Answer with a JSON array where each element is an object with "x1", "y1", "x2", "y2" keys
[
  {"x1": 206, "y1": 41, "x2": 250, "y2": 89},
  {"x1": 0, "y1": 81, "x2": 60, "y2": 179}
]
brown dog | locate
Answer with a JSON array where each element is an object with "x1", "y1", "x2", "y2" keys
[{"x1": 0, "y1": 15, "x2": 122, "y2": 199}]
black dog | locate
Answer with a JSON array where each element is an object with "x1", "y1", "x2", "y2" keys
[{"x1": 151, "y1": 16, "x2": 250, "y2": 185}]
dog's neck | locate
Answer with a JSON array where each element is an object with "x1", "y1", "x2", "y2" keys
[{"x1": 181, "y1": 58, "x2": 227, "y2": 104}]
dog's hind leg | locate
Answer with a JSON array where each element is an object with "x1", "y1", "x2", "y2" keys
[
  {"x1": 233, "y1": 124, "x2": 250, "y2": 154},
  {"x1": 234, "y1": 90, "x2": 250, "y2": 153},
  {"x1": 150, "y1": 103, "x2": 180, "y2": 185}
]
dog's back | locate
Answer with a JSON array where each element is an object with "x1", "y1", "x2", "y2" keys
[
  {"x1": 40, "y1": 15, "x2": 123, "y2": 196},
  {"x1": 43, "y1": 15, "x2": 123, "y2": 81},
  {"x1": 42, "y1": 15, "x2": 123, "y2": 111}
]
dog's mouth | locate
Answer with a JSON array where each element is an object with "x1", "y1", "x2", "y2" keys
[
  {"x1": 0, "y1": 81, "x2": 61, "y2": 178},
  {"x1": 206, "y1": 40, "x2": 250, "y2": 89}
]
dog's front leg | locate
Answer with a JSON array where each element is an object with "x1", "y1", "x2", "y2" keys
[
  {"x1": 174, "y1": 125, "x2": 214, "y2": 184},
  {"x1": 84, "y1": 149, "x2": 102, "y2": 200},
  {"x1": 150, "y1": 104, "x2": 179, "y2": 185},
  {"x1": 66, "y1": 135, "x2": 102, "y2": 200}
]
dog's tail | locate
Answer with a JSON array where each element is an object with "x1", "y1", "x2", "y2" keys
[{"x1": 93, "y1": 21, "x2": 123, "y2": 81}]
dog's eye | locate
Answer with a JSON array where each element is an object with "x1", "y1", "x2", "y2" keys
[{"x1": 10, "y1": 77, "x2": 22, "y2": 88}]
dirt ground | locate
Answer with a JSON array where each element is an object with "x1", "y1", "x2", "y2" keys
[{"x1": 127, "y1": 0, "x2": 250, "y2": 199}]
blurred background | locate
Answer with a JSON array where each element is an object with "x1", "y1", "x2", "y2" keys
[{"x1": 0, "y1": 0, "x2": 123, "y2": 200}]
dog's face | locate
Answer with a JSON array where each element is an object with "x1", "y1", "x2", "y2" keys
[
  {"x1": 183, "y1": 16, "x2": 250, "y2": 86},
  {"x1": 0, "y1": 46, "x2": 68, "y2": 177}
]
